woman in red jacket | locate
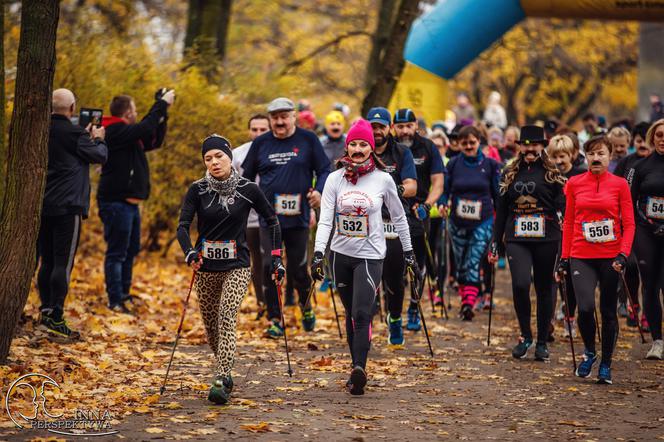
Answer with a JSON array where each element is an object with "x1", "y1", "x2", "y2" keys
[{"x1": 558, "y1": 135, "x2": 635, "y2": 385}]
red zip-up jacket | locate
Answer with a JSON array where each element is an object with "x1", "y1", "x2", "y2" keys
[{"x1": 562, "y1": 171, "x2": 635, "y2": 259}]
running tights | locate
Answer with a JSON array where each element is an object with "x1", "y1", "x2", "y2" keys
[
  {"x1": 633, "y1": 226, "x2": 664, "y2": 341},
  {"x1": 506, "y1": 241, "x2": 558, "y2": 344},
  {"x1": 331, "y1": 251, "x2": 383, "y2": 369},
  {"x1": 570, "y1": 258, "x2": 620, "y2": 365}
]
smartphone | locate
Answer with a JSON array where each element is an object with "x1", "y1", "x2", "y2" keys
[{"x1": 79, "y1": 108, "x2": 103, "y2": 128}]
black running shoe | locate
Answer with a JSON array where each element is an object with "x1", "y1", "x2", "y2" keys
[
  {"x1": 534, "y1": 343, "x2": 550, "y2": 361},
  {"x1": 109, "y1": 302, "x2": 133, "y2": 315},
  {"x1": 460, "y1": 304, "x2": 474, "y2": 321},
  {"x1": 512, "y1": 337, "x2": 533, "y2": 359},
  {"x1": 348, "y1": 366, "x2": 367, "y2": 396},
  {"x1": 43, "y1": 316, "x2": 81, "y2": 341}
]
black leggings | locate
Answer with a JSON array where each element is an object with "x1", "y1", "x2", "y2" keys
[
  {"x1": 331, "y1": 251, "x2": 383, "y2": 369},
  {"x1": 633, "y1": 225, "x2": 664, "y2": 340},
  {"x1": 506, "y1": 241, "x2": 558, "y2": 343},
  {"x1": 261, "y1": 226, "x2": 312, "y2": 321},
  {"x1": 383, "y1": 237, "x2": 406, "y2": 318},
  {"x1": 247, "y1": 227, "x2": 264, "y2": 305},
  {"x1": 570, "y1": 258, "x2": 620, "y2": 365},
  {"x1": 37, "y1": 214, "x2": 81, "y2": 321}
]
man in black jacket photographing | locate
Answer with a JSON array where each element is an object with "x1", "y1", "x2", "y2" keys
[
  {"x1": 98, "y1": 88, "x2": 174, "y2": 313},
  {"x1": 38, "y1": 88, "x2": 107, "y2": 339}
]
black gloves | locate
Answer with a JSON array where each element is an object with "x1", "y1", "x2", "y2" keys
[
  {"x1": 271, "y1": 255, "x2": 286, "y2": 282},
  {"x1": 654, "y1": 224, "x2": 664, "y2": 237},
  {"x1": 557, "y1": 258, "x2": 570, "y2": 276},
  {"x1": 310, "y1": 251, "x2": 325, "y2": 281},
  {"x1": 185, "y1": 250, "x2": 200, "y2": 266},
  {"x1": 613, "y1": 253, "x2": 628, "y2": 271},
  {"x1": 489, "y1": 241, "x2": 499, "y2": 259},
  {"x1": 397, "y1": 185, "x2": 405, "y2": 197},
  {"x1": 404, "y1": 250, "x2": 422, "y2": 297}
]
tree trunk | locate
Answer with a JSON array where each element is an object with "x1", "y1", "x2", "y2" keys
[
  {"x1": 361, "y1": 0, "x2": 420, "y2": 117},
  {"x1": 364, "y1": 0, "x2": 396, "y2": 91},
  {"x1": 0, "y1": 0, "x2": 59, "y2": 364},
  {"x1": 184, "y1": 0, "x2": 233, "y2": 62},
  {"x1": 0, "y1": 0, "x2": 6, "y2": 203}
]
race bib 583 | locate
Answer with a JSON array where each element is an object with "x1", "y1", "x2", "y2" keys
[{"x1": 514, "y1": 214, "x2": 545, "y2": 238}]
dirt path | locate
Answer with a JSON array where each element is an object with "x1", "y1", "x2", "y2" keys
[{"x1": 3, "y1": 270, "x2": 664, "y2": 441}]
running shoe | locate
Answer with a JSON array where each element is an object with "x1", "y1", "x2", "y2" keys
[
  {"x1": 348, "y1": 366, "x2": 367, "y2": 395},
  {"x1": 575, "y1": 351, "x2": 597, "y2": 378},
  {"x1": 406, "y1": 306, "x2": 421, "y2": 331},
  {"x1": 498, "y1": 257, "x2": 506, "y2": 270},
  {"x1": 473, "y1": 295, "x2": 484, "y2": 312},
  {"x1": 319, "y1": 278, "x2": 330, "y2": 292},
  {"x1": 562, "y1": 318, "x2": 577, "y2": 339},
  {"x1": 534, "y1": 343, "x2": 550, "y2": 361},
  {"x1": 626, "y1": 304, "x2": 639, "y2": 328},
  {"x1": 302, "y1": 309, "x2": 316, "y2": 332},
  {"x1": 387, "y1": 314, "x2": 405, "y2": 346},
  {"x1": 482, "y1": 294, "x2": 492, "y2": 311},
  {"x1": 641, "y1": 314, "x2": 650, "y2": 333},
  {"x1": 265, "y1": 320, "x2": 284, "y2": 339},
  {"x1": 617, "y1": 302, "x2": 628, "y2": 318},
  {"x1": 511, "y1": 337, "x2": 533, "y2": 359},
  {"x1": 433, "y1": 290, "x2": 443, "y2": 306},
  {"x1": 109, "y1": 302, "x2": 133, "y2": 315},
  {"x1": 208, "y1": 375, "x2": 232, "y2": 405},
  {"x1": 596, "y1": 363, "x2": 612, "y2": 385},
  {"x1": 460, "y1": 304, "x2": 474, "y2": 321},
  {"x1": 646, "y1": 339, "x2": 664, "y2": 360},
  {"x1": 42, "y1": 316, "x2": 81, "y2": 341}
]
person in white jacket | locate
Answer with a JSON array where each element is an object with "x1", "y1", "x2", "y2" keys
[
  {"x1": 311, "y1": 119, "x2": 421, "y2": 396},
  {"x1": 483, "y1": 91, "x2": 507, "y2": 130}
]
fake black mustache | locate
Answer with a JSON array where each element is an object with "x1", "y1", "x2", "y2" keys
[{"x1": 591, "y1": 161, "x2": 602, "y2": 166}]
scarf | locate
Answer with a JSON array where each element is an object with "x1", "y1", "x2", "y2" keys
[
  {"x1": 339, "y1": 155, "x2": 376, "y2": 185},
  {"x1": 202, "y1": 168, "x2": 240, "y2": 209}
]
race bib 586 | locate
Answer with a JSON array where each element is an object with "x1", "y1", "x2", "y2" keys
[{"x1": 203, "y1": 240, "x2": 237, "y2": 260}]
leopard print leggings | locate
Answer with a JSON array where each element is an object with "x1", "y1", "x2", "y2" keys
[{"x1": 195, "y1": 267, "x2": 251, "y2": 377}]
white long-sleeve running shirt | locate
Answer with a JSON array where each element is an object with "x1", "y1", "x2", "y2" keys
[{"x1": 314, "y1": 168, "x2": 413, "y2": 259}]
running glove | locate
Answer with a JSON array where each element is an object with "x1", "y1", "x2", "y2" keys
[
  {"x1": 613, "y1": 253, "x2": 628, "y2": 271},
  {"x1": 414, "y1": 203, "x2": 431, "y2": 221},
  {"x1": 185, "y1": 249, "x2": 201, "y2": 265},
  {"x1": 654, "y1": 224, "x2": 664, "y2": 237},
  {"x1": 404, "y1": 250, "x2": 422, "y2": 293},
  {"x1": 271, "y1": 256, "x2": 286, "y2": 282},
  {"x1": 310, "y1": 251, "x2": 325, "y2": 281},
  {"x1": 557, "y1": 258, "x2": 570, "y2": 276}
]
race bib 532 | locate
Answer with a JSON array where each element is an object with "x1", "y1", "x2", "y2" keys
[{"x1": 336, "y1": 213, "x2": 369, "y2": 237}]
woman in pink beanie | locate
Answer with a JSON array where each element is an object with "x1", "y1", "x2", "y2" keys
[{"x1": 310, "y1": 119, "x2": 420, "y2": 395}]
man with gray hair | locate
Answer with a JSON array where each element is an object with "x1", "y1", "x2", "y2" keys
[
  {"x1": 37, "y1": 88, "x2": 107, "y2": 340},
  {"x1": 242, "y1": 97, "x2": 331, "y2": 338}
]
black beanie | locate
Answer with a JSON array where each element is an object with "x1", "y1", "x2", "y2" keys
[{"x1": 202, "y1": 134, "x2": 232, "y2": 159}]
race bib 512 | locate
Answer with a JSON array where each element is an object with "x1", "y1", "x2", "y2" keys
[{"x1": 275, "y1": 193, "x2": 301, "y2": 216}]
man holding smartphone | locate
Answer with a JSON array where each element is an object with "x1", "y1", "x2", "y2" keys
[
  {"x1": 98, "y1": 88, "x2": 175, "y2": 313},
  {"x1": 37, "y1": 88, "x2": 107, "y2": 339}
]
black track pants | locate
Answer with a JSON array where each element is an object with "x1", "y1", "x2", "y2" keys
[
  {"x1": 331, "y1": 251, "x2": 382, "y2": 369},
  {"x1": 247, "y1": 227, "x2": 264, "y2": 305},
  {"x1": 506, "y1": 241, "x2": 558, "y2": 343},
  {"x1": 633, "y1": 225, "x2": 664, "y2": 341},
  {"x1": 261, "y1": 227, "x2": 312, "y2": 320},
  {"x1": 37, "y1": 214, "x2": 81, "y2": 321},
  {"x1": 570, "y1": 258, "x2": 620, "y2": 365}
]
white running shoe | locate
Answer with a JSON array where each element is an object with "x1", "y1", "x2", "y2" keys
[
  {"x1": 562, "y1": 318, "x2": 577, "y2": 339},
  {"x1": 646, "y1": 339, "x2": 663, "y2": 360}
]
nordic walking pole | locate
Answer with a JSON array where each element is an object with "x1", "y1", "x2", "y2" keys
[
  {"x1": 486, "y1": 261, "x2": 496, "y2": 347},
  {"x1": 558, "y1": 271, "x2": 577, "y2": 373},
  {"x1": 438, "y1": 219, "x2": 450, "y2": 320},
  {"x1": 620, "y1": 270, "x2": 647, "y2": 344},
  {"x1": 274, "y1": 273, "x2": 294, "y2": 377},
  {"x1": 423, "y1": 228, "x2": 449, "y2": 320},
  {"x1": 408, "y1": 268, "x2": 434, "y2": 358},
  {"x1": 594, "y1": 306, "x2": 602, "y2": 343},
  {"x1": 161, "y1": 270, "x2": 197, "y2": 395},
  {"x1": 323, "y1": 260, "x2": 343, "y2": 339}
]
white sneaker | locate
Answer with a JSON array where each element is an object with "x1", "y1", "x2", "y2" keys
[
  {"x1": 646, "y1": 339, "x2": 663, "y2": 360},
  {"x1": 562, "y1": 318, "x2": 577, "y2": 339}
]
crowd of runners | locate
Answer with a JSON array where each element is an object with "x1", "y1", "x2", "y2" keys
[{"x1": 37, "y1": 87, "x2": 664, "y2": 405}]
